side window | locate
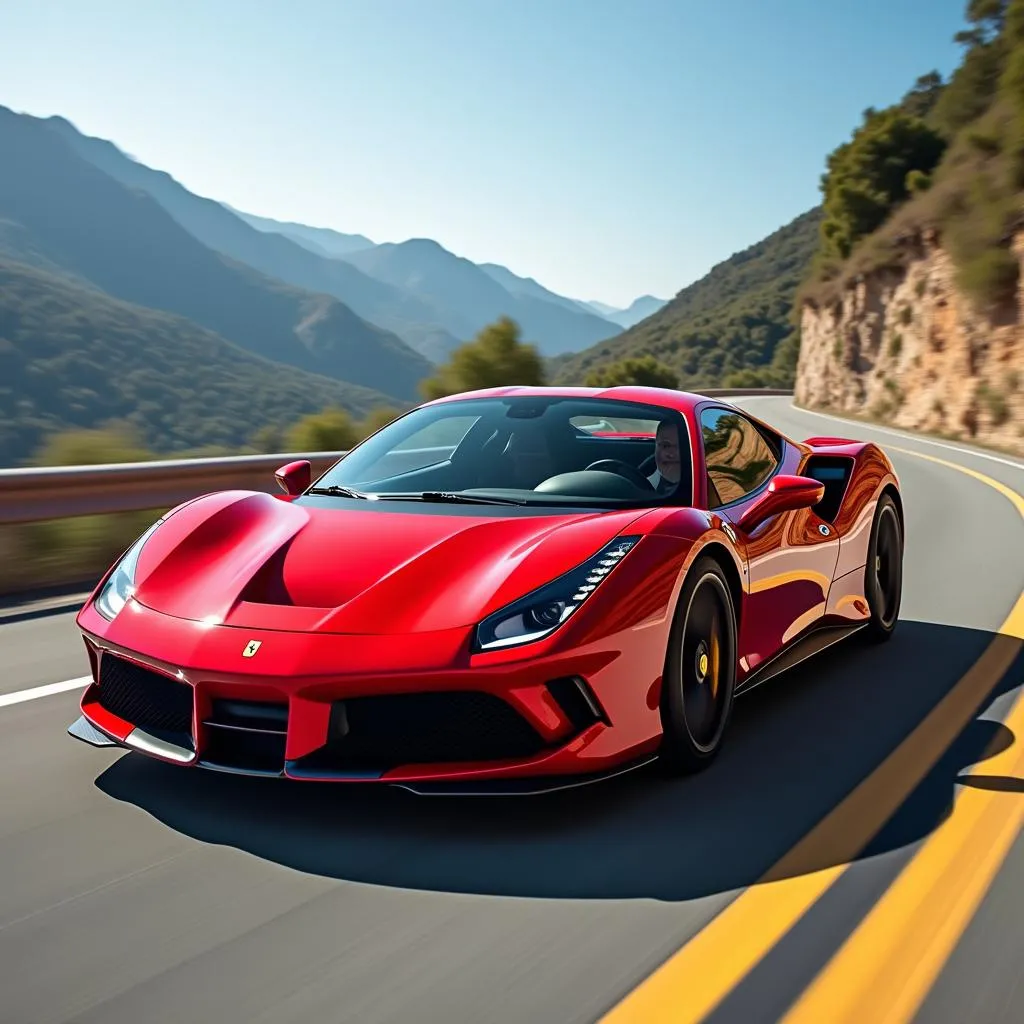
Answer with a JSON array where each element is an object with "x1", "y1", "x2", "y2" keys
[{"x1": 700, "y1": 407, "x2": 779, "y2": 507}]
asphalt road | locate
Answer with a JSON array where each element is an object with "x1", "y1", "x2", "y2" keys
[{"x1": 0, "y1": 395, "x2": 1022, "y2": 1024}]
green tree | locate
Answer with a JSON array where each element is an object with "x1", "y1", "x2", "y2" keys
[
  {"x1": 420, "y1": 316, "x2": 546, "y2": 399},
  {"x1": 998, "y1": 0, "x2": 1024, "y2": 182},
  {"x1": 358, "y1": 405, "x2": 403, "y2": 439},
  {"x1": 819, "y1": 107, "x2": 947, "y2": 261},
  {"x1": 250, "y1": 424, "x2": 286, "y2": 453},
  {"x1": 33, "y1": 423, "x2": 151, "y2": 465},
  {"x1": 932, "y1": 1, "x2": 1010, "y2": 136},
  {"x1": 19, "y1": 424, "x2": 158, "y2": 598},
  {"x1": 285, "y1": 407, "x2": 359, "y2": 452},
  {"x1": 899, "y1": 71, "x2": 946, "y2": 120},
  {"x1": 583, "y1": 355, "x2": 679, "y2": 389}
]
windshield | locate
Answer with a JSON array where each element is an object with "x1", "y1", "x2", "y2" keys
[{"x1": 308, "y1": 395, "x2": 693, "y2": 508}]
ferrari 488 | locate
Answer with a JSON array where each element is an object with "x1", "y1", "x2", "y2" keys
[{"x1": 69, "y1": 387, "x2": 903, "y2": 793}]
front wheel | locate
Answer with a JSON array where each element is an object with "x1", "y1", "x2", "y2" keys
[{"x1": 659, "y1": 557, "x2": 738, "y2": 775}]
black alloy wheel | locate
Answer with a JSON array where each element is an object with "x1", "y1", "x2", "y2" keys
[
  {"x1": 659, "y1": 556, "x2": 738, "y2": 774},
  {"x1": 863, "y1": 493, "x2": 903, "y2": 643}
]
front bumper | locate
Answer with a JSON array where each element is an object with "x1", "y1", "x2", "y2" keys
[{"x1": 70, "y1": 597, "x2": 665, "y2": 791}]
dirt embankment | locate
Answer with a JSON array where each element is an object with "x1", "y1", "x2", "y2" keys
[{"x1": 796, "y1": 230, "x2": 1024, "y2": 455}]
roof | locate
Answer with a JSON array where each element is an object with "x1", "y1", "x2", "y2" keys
[{"x1": 425, "y1": 385, "x2": 725, "y2": 414}]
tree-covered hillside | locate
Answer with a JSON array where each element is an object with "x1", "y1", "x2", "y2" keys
[
  {"x1": 553, "y1": 207, "x2": 821, "y2": 389},
  {"x1": 0, "y1": 257, "x2": 397, "y2": 466},
  {"x1": 803, "y1": 0, "x2": 1024, "y2": 311}
]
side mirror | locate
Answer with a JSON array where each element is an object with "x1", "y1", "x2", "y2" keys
[
  {"x1": 737, "y1": 474, "x2": 825, "y2": 533},
  {"x1": 274, "y1": 459, "x2": 311, "y2": 496}
]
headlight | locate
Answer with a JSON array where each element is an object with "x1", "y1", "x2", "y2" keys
[
  {"x1": 94, "y1": 518, "x2": 164, "y2": 620},
  {"x1": 474, "y1": 535, "x2": 640, "y2": 651}
]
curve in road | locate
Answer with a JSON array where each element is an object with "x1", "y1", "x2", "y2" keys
[{"x1": 0, "y1": 395, "x2": 1021, "y2": 1024}]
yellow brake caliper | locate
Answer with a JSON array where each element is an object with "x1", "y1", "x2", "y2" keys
[{"x1": 708, "y1": 615, "x2": 720, "y2": 700}]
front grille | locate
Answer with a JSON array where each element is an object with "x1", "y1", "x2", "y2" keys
[
  {"x1": 295, "y1": 690, "x2": 548, "y2": 773},
  {"x1": 200, "y1": 699, "x2": 288, "y2": 775},
  {"x1": 97, "y1": 654, "x2": 193, "y2": 739}
]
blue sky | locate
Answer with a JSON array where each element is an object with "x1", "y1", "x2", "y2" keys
[{"x1": 2, "y1": 0, "x2": 968, "y2": 308}]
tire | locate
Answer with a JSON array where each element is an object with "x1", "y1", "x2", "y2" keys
[
  {"x1": 862, "y1": 492, "x2": 903, "y2": 643},
  {"x1": 658, "y1": 556, "x2": 738, "y2": 775}
]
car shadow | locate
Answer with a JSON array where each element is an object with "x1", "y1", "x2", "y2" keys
[{"x1": 94, "y1": 618, "x2": 1023, "y2": 902}]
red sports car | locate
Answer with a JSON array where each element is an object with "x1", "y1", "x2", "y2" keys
[{"x1": 69, "y1": 386, "x2": 904, "y2": 794}]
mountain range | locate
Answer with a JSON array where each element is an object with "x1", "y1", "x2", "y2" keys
[
  {"x1": 0, "y1": 107, "x2": 433, "y2": 400},
  {"x1": 0, "y1": 100, "x2": 812, "y2": 465},
  {"x1": 39, "y1": 110, "x2": 661, "y2": 362}
]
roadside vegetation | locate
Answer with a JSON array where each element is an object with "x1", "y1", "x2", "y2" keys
[
  {"x1": 552, "y1": 208, "x2": 820, "y2": 392},
  {"x1": 3, "y1": 316, "x2": 547, "y2": 596},
  {"x1": 802, "y1": 0, "x2": 1024, "y2": 311}
]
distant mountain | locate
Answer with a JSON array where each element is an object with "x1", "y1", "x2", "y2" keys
[
  {"x1": 0, "y1": 105, "x2": 430, "y2": 400},
  {"x1": 340, "y1": 239, "x2": 620, "y2": 358},
  {"x1": 606, "y1": 294, "x2": 669, "y2": 328},
  {"x1": 0, "y1": 256, "x2": 392, "y2": 467},
  {"x1": 39, "y1": 113, "x2": 460, "y2": 361},
  {"x1": 477, "y1": 262, "x2": 610, "y2": 319},
  {"x1": 17, "y1": 107, "x2": 653, "y2": 367},
  {"x1": 224, "y1": 206, "x2": 375, "y2": 258},
  {"x1": 554, "y1": 208, "x2": 822, "y2": 388},
  {"x1": 580, "y1": 299, "x2": 620, "y2": 317},
  {"x1": 181, "y1": 197, "x2": 622, "y2": 359},
  {"x1": 570, "y1": 295, "x2": 668, "y2": 328}
]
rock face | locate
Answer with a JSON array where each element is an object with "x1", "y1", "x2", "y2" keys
[{"x1": 795, "y1": 231, "x2": 1024, "y2": 455}]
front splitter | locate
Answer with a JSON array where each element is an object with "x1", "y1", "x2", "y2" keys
[{"x1": 67, "y1": 714, "x2": 658, "y2": 795}]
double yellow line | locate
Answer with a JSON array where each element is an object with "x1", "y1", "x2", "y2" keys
[{"x1": 601, "y1": 446, "x2": 1024, "y2": 1024}]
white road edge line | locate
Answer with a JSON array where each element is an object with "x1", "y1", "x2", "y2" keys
[
  {"x1": 0, "y1": 676, "x2": 90, "y2": 708},
  {"x1": 736, "y1": 396, "x2": 1024, "y2": 472}
]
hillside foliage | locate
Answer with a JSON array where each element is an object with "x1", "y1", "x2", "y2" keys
[
  {"x1": 805, "y1": 0, "x2": 1024, "y2": 310},
  {"x1": 583, "y1": 355, "x2": 680, "y2": 389},
  {"x1": 0, "y1": 256, "x2": 398, "y2": 467},
  {"x1": 553, "y1": 208, "x2": 821, "y2": 390}
]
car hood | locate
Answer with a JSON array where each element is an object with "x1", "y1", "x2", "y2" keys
[{"x1": 128, "y1": 490, "x2": 651, "y2": 634}]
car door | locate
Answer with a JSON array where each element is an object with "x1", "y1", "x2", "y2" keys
[{"x1": 698, "y1": 405, "x2": 841, "y2": 681}]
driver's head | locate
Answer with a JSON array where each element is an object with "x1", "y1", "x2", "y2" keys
[{"x1": 655, "y1": 420, "x2": 682, "y2": 483}]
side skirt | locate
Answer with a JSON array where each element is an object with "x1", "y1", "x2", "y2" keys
[{"x1": 735, "y1": 622, "x2": 867, "y2": 697}]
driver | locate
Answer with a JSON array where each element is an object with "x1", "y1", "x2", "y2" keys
[{"x1": 648, "y1": 419, "x2": 681, "y2": 495}]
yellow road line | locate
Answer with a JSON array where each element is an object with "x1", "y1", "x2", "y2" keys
[
  {"x1": 779, "y1": 450, "x2": 1024, "y2": 1024},
  {"x1": 601, "y1": 444, "x2": 1024, "y2": 1024}
]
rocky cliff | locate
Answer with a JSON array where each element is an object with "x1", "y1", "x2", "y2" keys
[{"x1": 795, "y1": 230, "x2": 1024, "y2": 456}]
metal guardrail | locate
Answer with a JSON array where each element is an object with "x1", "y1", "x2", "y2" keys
[
  {"x1": 0, "y1": 389, "x2": 794, "y2": 525},
  {"x1": 0, "y1": 452, "x2": 343, "y2": 526}
]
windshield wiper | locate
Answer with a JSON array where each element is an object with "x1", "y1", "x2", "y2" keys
[
  {"x1": 306, "y1": 485, "x2": 369, "y2": 499},
  {"x1": 385, "y1": 491, "x2": 527, "y2": 506}
]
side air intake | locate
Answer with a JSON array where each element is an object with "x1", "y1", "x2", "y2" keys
[{"x1": 802, "y1": 455, "x2": 854, "y2": 524}]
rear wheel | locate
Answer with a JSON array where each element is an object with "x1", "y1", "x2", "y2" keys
[
  {"x1": 863, "y1": 492, "x2": 903, "y2": 643},
  {"x1": 659, "y1": 557, "x2": 738, "y2": 774}
]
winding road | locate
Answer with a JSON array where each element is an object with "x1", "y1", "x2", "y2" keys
[{"x1": 1, "y1": 395, "x2": 1022, "y2": 1024}]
